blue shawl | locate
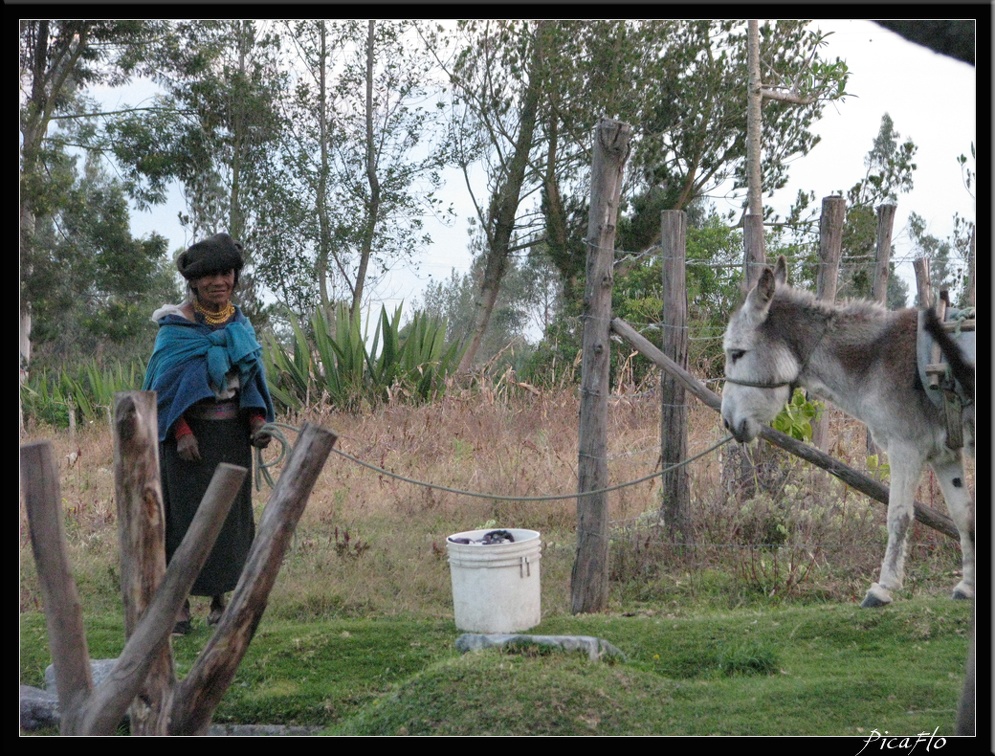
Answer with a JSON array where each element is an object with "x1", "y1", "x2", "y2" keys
[{"x1": 143, "y1": 308, "x2": 275, "y2": 441}]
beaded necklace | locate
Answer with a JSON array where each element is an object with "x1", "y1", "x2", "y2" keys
[{"x1": 193, "y1": 300, "x2": 235, "y2": 326}]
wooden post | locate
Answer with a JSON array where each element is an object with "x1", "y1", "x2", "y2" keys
[
  {"x1": 571, "y1": 118, "x2": 631, "y2": 615},
  {"x1": 742, "y1": 214, "x2": 766, "y2": 290},
  {"x1": 811, "y1": 195, "x2": 846, "y2": 451},
  {"x1": 914, "y1": 257, "x2": 933, "y2": 308},
  {"x1": 867, "y1": 204, "x2": 896, "y2": 455},
  {"x1": 659, "y1": 210, "x2": 692, "y2": 545},
  {"x1": 871, "y1": 204, "x2": 896, "y2": 305},
  {"x1": 112, "y1": 391, "x2": 173, "y2": 735},
  {"x1": 21, "y1": 441, "x2": 94, "y2": 735}
]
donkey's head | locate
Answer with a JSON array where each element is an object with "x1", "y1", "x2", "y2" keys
[{"x1": 721, "y1": 256, "x2": 799, "y2": 443}]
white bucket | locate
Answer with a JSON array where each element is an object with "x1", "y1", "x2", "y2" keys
[{"x1": 446, "y1": 528, "x2": 541, "y2": 633}]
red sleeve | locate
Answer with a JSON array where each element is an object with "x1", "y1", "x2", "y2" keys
[{"x1": 174, "y1": 415, "x2": 193, "y2": 439}]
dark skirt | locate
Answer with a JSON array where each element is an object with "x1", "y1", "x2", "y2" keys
[{"x1": 161, "y1": 414, "x2": 255, "y2": 596}]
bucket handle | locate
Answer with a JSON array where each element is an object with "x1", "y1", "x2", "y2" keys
[{"x1": 520, "y1": 555, "x2": 531, "y2": 578}]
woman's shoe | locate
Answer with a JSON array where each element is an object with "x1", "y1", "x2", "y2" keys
[
  {"x1": 173, "y1": 598, "x2": 192, "y2": 635},
  {"x1": 172, "y1": 619, "x2": 192, "y2": 635},
  {"x1": 208, "y1": 594, "x2": 226, "y2": 626}
]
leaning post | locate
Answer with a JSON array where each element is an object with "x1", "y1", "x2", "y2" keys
[{"x1": 571, "y1": 118, "x2": 631, "y2": 615}]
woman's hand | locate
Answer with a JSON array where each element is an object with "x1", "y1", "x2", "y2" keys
[
  {"x1": 177, "y1": 433, "x2": 201, "y2": 461},
  {"x1": 249, "y1": 416, "x2": 272, "y2": 449}
]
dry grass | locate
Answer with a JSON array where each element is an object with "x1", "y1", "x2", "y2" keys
[{"x1": 19, "y1": 388, "x2": 972, "y2": 623}]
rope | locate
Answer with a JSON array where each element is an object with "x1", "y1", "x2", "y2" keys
[{"x1": 253, "y1": 420, "x2": 733, "y2": 503}]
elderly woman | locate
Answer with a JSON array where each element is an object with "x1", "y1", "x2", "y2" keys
[{"x1": 143, "y1": 233, "x2": 274, "y2": 634}]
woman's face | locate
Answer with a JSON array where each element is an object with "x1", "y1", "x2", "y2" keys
[{"x1": 193, "y1": 269, "x2": 236, "y2": 308}]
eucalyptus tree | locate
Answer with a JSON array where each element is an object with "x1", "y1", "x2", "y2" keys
[
  {"x1": 105, "y1": 20, "x2": 286, "y2": 321},
  {"x1": 258, "y1": 19, "x2": 450, "y2": 322},
  {"x1": 19, "y1": 20, "x2": 161, "y2": 421},
  {"x1": 424, "y1": 19, "x2": 554, "y2": 370},
  {"x1": 430, "y1": 20, "x2": 852, "y2": 369},
  {"x1": 26, "y1": 155, "x2": 177, "y2": 367}
]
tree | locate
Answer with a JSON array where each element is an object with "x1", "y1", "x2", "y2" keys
[
  {"x1": 25, "y1": 155, "x2": 178, "y2": 367},
  {"x1": 20, "y1": 20, "x2": 160, "y2": 419},
  {"x1": 253, "y1": 20, "x2": 449, "y2": 324},
  {"x1": 105, "y1": 20, "x2": 286, "y2": 323},
  {"x1": 432, "y1": 20, "x2": 550, "y2": 371}
]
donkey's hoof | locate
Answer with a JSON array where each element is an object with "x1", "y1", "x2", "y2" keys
[
  {"x1": 861, "y1": 584, "x2": 893, "y2": 608},
  {"x1": 952, "y1": 583, "x2": 974, "y2": 601}
]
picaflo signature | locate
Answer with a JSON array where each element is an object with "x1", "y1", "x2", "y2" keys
[{"x1": 855, "y1": 728, "x2": 947, "y2": 756}]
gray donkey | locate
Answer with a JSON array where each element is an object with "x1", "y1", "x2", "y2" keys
[{"x1": 720, "y1": 256, "x2": 975, "y2": 607}]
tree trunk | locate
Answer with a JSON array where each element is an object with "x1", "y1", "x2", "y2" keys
[
  {"x1": 571, "y1": 118, "x2": 631, "y2": 615},
  {"x1": 458, "y1": 22, "x2": 546, "y2": 371},
  {"x1": 169, "y1": 422, "x2": 337, "y2": 734},
  {"x1": 659, "y1": 210, "x2": 692, "y2": 546},
  {"x1": 112, "y1": 392, "x2": 175, "y2": 735},
  {"x1": 742, "y1": 214, "x2": 767, "y2": 290},
  {"x1": 745, "y1": 20, "x2": 763, "y2": 218},
  {"x1": 21, "y1": 441, "x2": 94, "y2": 734},
  {"x1": 351, "y1": 19, "x2": 380, "y2": 316}
]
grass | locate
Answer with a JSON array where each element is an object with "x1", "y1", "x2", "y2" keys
[
  {"x1": 19, "y1": 387, "x2": 975, "y2": 736},
  {"x1": 19, "y1": 600, "x2": 973, "y2": 736}
]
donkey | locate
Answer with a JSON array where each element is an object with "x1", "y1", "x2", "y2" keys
[{"x1": 720, "y1": 256, "x2": 975, "y2": 607}]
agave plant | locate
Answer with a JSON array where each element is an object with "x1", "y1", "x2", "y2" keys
[{"x1": 263, "y1": 303, "x2": 464, "y2": 413}]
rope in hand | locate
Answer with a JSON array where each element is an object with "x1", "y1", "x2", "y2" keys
[{"x1": 254, "y1": 421, "x2": 733, "y2": 503}]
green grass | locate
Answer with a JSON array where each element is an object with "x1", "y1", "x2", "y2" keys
[{"x1": 20, "y1": 597, "x2": 972, "y2": 736}]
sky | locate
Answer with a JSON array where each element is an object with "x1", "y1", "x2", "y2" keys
[{"x1": 122, "y1": 18, "x2": 978, "y2": 312}]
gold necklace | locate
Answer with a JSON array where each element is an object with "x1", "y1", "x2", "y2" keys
[{"x1": 194, "y1": 300, "x2": 235, "y2": 325}]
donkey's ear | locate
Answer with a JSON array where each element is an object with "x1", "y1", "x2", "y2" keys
[
  {"x1": 773, "y1": 256, "x2": 788, "y2": 285},
  {"x1": 751, "y1": 266, "x2": 777, "y2": 310}
]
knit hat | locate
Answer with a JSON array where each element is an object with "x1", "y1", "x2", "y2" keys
[{"x1": 176, "y1": 233, "x2": 245, "y2": 280}]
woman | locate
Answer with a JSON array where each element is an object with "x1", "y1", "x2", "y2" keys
[{"x1": 143, "y1": 233, "x2": 275, "y2": 634}]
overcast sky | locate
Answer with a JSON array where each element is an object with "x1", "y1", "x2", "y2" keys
[{"x1": 125, "y1": 19, "x2": 978, "y2": 310}]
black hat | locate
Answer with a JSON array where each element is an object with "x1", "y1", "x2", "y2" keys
[{"x1": 177, "y1": 233, "x2": 245, "y2": 280}]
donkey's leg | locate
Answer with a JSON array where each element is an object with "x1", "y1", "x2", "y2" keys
[
  {"x1": 862, "y1": 452, "x2": 921, "y2": 608},
  {"x1": 931, "y1": 456, "x2": 975, "y2": 600}
]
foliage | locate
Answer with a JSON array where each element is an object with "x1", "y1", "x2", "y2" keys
[
  {"x1": 19, "y1": 20, "x2": 166, "y2": 373},
  {"x1": 263, "y1": 302, "x2": 464, "y2": 412},
  {"x1": 771, "y1": 388, "x2": 823, "y2": 442},
  {"x1": 22, "y1": 155, "x2": 179, "y2": 369},
  {"x1": 251, "y1": 20, "x2": 450, "y2": 321},
  {"x1": 105, "y1": 20, "x2": 287, "y2": 324},
  {"x1": 22, "y1": 359, "x2": 146, "y2": 428},
  {"x1": 907, "y1": 211, "x2": 970, "y2": 306},
  {"x1": 781, "y1": 113, "x2": 917, "y2": 304}
]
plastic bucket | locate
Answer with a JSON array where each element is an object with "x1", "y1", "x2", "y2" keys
[{"x1": 446, "y1": 528, "x2": 541, "y2": 633}]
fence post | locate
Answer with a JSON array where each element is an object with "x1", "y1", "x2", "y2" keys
[
  {"x1": 659, "y1": 210, "x2": 692, "y2": 545},
  {"x1": 914, "y1": 257, "x2": 933, "y2": 308},
  {"x1": 572, "y1": 118, "x2": 631, "y2": 615},
  {"x1": 867, "y1": 204, "x2": 896, "y2": 455},
  {"x1": 811, "y1": 195, "x2": 846, "y2": 451}
]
